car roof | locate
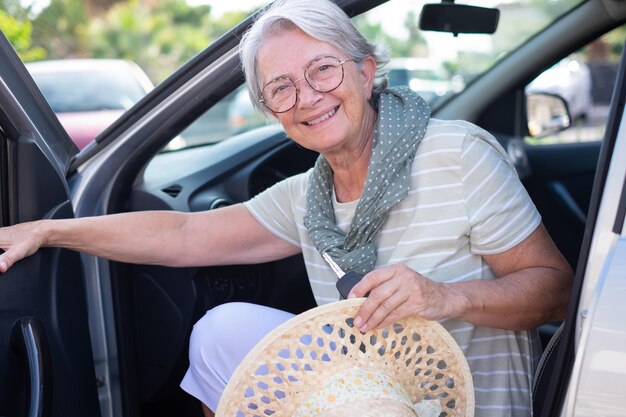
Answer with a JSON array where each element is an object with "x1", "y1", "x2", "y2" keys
[
  {"x1": 24, "y1": 59, "x2": 149, "y2": 79},
  {"x1": 25, "y1": 58, "x2": 155, "y2": 91}
]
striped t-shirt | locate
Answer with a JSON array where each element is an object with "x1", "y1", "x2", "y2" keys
[{"x1": 244, "y1": 118, "x2": 543, "y2": 416}]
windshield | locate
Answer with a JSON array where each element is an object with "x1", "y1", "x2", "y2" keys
[
  {"x1": 169, "y1": 0, "x2": 585, "y2": 150},
  {"x1": 31, "y1": 70, "x2": 148, "y2": 113},
  {"x1": 5, "y1": 0, "x2": 586, "y2": 150}
]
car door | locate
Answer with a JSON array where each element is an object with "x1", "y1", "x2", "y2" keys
[
  {"x1": 0, "y1": 32, "x2": 101, "y2": 417},
  {"x1": 536, "y1": 38, "x2": 626, "y2": 417}
]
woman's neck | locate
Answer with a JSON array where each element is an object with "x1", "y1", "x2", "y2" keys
[{"x1": 326, "y1": 106, "x2": 377, "y2": 203}]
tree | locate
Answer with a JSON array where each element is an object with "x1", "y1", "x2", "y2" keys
[
  {"x1": 352, "y1": 10, "x2": 426, "y2": 58},
  {"x1": 88, "y1": 0, "x2": 250, "y2": 82},
  {"x1": 30, "y1": 0, "x2": 90, "y2": 58},
  {"x1": 84, "y1": 0, "x2": 126, "y2": 16},
  {"x1": 0, "y1": 9, "x2": 46, "y2": 61}
]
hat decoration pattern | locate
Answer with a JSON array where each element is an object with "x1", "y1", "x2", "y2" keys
[{"x1": 216, "y1": 299, "x2": 474, "y2": 417}]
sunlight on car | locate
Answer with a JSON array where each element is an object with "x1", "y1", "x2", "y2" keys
[{"x1": 26, "y1": 59, "x2": 154, "y2": 150}]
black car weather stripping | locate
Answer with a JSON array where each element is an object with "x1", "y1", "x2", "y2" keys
[{"x1": 611, "y1": 41, "x2": 626, "y2": 235}]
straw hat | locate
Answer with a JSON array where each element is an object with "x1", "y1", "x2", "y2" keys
[{"x1": 216, "y1": 299, "x2": 474, "y2": 417}]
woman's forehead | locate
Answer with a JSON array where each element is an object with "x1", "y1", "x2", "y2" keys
[{"x1": 257, "y1": 28, "x2": 343, "y2": 80}]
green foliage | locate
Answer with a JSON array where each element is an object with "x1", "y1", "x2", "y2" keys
[
  {"x1": 603, "y1": 25, "x2": 626, "y2": 61},
  {"x1": 352, "y1": 13, "x2": 425, "y2": 58},
  {"x1": 31, "y1": 0, "x2": 90, "y2": 58},
  {"x1": 0, "y1": 9, "x2": 46, "y2": 61},
  {"x1": 0, "y1": 0, "x2": 32, "y2": 20},
  {"x1": 88, "y1": 0, "x2": 250, "y2": 82}
]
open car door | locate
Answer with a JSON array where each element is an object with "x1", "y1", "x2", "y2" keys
[{"x1": 0, "y1": 33, "x2": 101, "y2": 416}]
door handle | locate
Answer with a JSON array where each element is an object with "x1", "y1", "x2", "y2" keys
[{"x1": 11, "y1": 318, "x2": 52, "y2": 417}]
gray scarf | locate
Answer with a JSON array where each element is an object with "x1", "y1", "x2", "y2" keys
[{"x1": 304, "y1": 87, "x2": 431, "y2": 276}]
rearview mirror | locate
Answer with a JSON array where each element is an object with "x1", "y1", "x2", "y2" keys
[{"x1": 419, "y1": 3, "x2": 499, "y2": 36}]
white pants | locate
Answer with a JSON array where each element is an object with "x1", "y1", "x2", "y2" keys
[{"x1": 180, "y1": 302, "x2": 294, "y2": 411}]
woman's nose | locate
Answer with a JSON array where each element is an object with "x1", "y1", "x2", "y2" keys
[{"x1": 295, "y1": 78, "x2": 324, "y2": 108}]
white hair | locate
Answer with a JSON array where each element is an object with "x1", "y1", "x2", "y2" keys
[{"x1": 239, "y1": 0, "x2": 389, "y2": 116}]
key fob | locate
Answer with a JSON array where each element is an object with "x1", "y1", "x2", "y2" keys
[{"x1": 336, "y1": 271, "x2": 362, "y2": 299}]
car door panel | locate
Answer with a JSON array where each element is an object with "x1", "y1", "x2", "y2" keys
[
  {"x1": 522, "y1": 141, "x2": 601, "y2": 268},
  {"x1": 0, "y1": 33, "x2": 101, "y2": 417},
  {"x1": 115, "y1": 134, "x2": 318, "y2": 414}
]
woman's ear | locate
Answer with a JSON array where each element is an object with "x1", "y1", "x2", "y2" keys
[{"x1": 360, "y1": 56, "x2": 378, "y2": 100}]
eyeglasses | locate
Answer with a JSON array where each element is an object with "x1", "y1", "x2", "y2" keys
[{"x1": 260, "y1": 56, "x2": 353, "y2": 113}]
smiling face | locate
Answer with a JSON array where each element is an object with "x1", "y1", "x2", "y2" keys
[{"x1": 257, "y1": 28, "x2": 377, "y2": 157}]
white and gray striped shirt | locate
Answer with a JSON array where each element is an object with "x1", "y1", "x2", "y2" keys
[{"x1": 245, "y1": 118, "x2": 543, "y2": 417}]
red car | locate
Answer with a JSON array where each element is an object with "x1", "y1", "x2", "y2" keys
[{"x1": 26, "y1": 59, "x2": 154, "y2": 149}]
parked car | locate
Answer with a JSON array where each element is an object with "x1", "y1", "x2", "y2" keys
[
  {"x1": 26, "y1": 59, "x2": 154, "y2": 149},
  {"x1": 386, "y1": 57, "x2": 464, "y2": 105},
  {"x1": 0, "y1": 1, "x2": 625, "y2": 417}
]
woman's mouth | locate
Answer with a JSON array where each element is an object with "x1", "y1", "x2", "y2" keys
[{"x1": 305, "y1": 107, "x2": 338, "y2": 126}]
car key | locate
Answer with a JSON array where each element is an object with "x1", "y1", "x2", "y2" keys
[{"x1": 322, "y1": 252, "x2": 363, "y2": 299}]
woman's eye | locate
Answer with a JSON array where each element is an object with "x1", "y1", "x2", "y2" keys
[
  {"x1": 317, "y1": 64, "x2": 334, "y2": 73},
  {"x1": 272, "y1": 83, "x2": 292, "y2": 96}
]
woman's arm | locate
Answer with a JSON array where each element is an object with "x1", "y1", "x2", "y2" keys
[
  {"x1": 0, "y1": 204, "x2": 301, "y2": 272},
  {"x1": 349, "y1": 223, "x2": 573, "y2": 332}
]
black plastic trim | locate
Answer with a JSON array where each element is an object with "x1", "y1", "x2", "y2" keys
[{"x1": 611, "y1": 42, "x2": 626, "y2": 235}]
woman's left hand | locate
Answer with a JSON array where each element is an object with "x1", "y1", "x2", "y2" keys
[{"x1": 348, "y1": 264, "x2": 465, "y2": 332}]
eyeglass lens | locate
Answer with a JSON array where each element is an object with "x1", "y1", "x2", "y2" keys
[{"x1": 261, "y1": 56, "x2": 347, "y2": 113}]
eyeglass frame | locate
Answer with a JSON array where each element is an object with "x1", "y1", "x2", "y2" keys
[{"x1": 259, "y1": 56, "x2": 354, "y2": 113}]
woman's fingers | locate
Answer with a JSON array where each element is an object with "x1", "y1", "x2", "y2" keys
[
  {"x1": 0, "y1": 244, "x2": 21, "y2": 272},
  {"x1": 354, "y1": 281, "x2": 409, "y2": 331},
  {"x1": 0, "y1": 222, "x2": 44, "y2": 273},
  {"x1": 352, "y1": 264, "x2": 448, "y2": 332},
  {"x1": 348, "y1": 264, "x2": 398, "y2": 298}
]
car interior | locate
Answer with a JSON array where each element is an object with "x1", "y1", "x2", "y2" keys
[
  {"x1": 1, "y1": 1, "x2": 624, "y2": 417},
  {"x1": 71, "y1": 2, "x2": 624, "y2": 416}
]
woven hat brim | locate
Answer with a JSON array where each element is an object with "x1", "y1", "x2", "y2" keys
[{"x1": 216, "y1": 298, "x2": 474, "y2": 417}]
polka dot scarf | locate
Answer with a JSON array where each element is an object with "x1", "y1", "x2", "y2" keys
[{"x1": 304, "y1": 87, "x2": 431, "y2": 276}]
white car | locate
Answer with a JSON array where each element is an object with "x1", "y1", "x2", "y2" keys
[{"x1": 526, "y1": 58, "x2": 593, "y2": 121}]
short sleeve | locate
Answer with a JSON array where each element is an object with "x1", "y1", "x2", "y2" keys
[
  {"x1": 461, "y1": 127, "x2": 541, "y2": 254},
  {"x1": 243, "y1": 170, "x2": 311, "y2": 248}
]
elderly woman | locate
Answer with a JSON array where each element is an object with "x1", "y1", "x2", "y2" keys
[
  {"x1": 185, "y1": 0, "x2": 572, "y2": 415},
  {"x1": 0, "y1": 0, "x2": 572, "y2": 416}
]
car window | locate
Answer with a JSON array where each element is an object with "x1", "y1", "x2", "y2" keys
[
  {"x1": 164, "y1": 86, "x2": 275, "y2": 151},
  {"x1": 6, "y1": 0, "x2": 587, "y2": 152},
  {"x1": 164, "y1": 0, "x2": 587, "y2": 151},
  {"x1": 32, "y1": 69, "x2": 148, "y2": 113},
  {"x1": 525, "y1": 25, "x2": 625, "y2": 145}
]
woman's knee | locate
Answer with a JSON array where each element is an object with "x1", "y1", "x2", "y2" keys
[
  {"x1": 188, "y1": 302, "x2": 294, "y2": 373},
  {"x1": 188, "y1": 302, "x2": 248, "y2": 369}
]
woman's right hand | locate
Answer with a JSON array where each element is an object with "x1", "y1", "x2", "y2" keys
[{"x1": 0, "y1": 220, "x2": 47, "y2": 273}]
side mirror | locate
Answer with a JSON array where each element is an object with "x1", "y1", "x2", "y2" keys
[
  {"x1": 526, "y1": 93, "x2": 572, "y2": 138},
  {"x1": 419, "y1": 3, "x2": 499, "y2": 36}
]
